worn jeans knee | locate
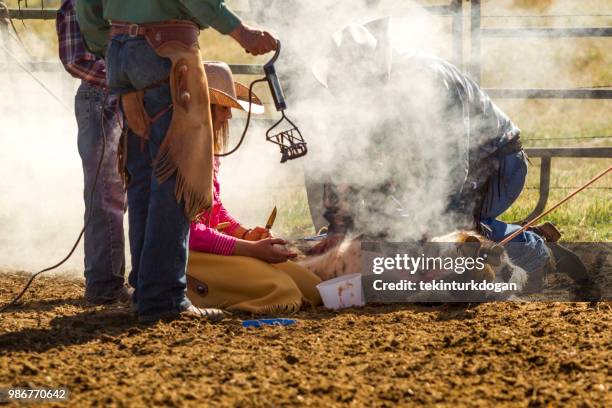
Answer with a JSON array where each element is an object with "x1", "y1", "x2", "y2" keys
[{"x1": 481, "y1": 151, "x2": 528, "y2": 220}]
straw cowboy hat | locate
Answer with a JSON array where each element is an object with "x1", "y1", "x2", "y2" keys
[
  {"x1": 204, "y1": 61, "x2": 265, "y2": 115},
  {"x1": 312, "y1": 17, "x2": 393, "y2": 90}
]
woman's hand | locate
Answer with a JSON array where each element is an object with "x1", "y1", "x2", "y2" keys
[
  {"x1": 231, "y1": 226, "x2": 271, "y2": 241},
  {"x1": 233, "y1": 238, "x2": 296, "y2": 263},
  {"x1": 244, "y1": 227, "x2": 271, "y2": 241}
]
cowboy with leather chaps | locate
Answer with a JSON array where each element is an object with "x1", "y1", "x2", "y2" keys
[
  {"x1": 76, "y1": 0, "x2": 277, "y2": 323},
  {"x1": 308, "y1": 18, "x2": 561, "y2": 280}
]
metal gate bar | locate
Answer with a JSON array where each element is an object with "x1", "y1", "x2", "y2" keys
[
  {"x1": 470, "y1": 0, "x2": 612, "y2": 99},
  {"x1": 482, "y1": 27, "x2": 612, "y2": 37},
  {"x1": 486, "y1": 89, "x2": 612, "y2": 99},
  {"x1": 469, "y1": 0, "x2": 612, "y2": 223},
  {"x1": 520, "y1": 147, "x2": 612, "y2": 222},
  {"x1": 0, "y1": 61, "x2": 264, "y2": 75},
  {"x1": 4, "y1": 1, "x2": 611, "y2": 227},
  {"x1": 6, "y1": 8, "x2": 56, "y2": 20}
]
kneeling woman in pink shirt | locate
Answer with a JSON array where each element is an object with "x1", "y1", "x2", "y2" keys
[{"x1": 187, "y1": 62, "x2": 321, "y2": 314}]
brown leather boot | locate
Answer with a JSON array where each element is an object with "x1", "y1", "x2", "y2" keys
[
  {"x1": 529, "y1": 222, "x2": 562, "y2": 242},
  {"x1": 138, "y1": 305, "x2": 226, "y2": 324},
  {"x1": 85, "y1": 286, "x2": 134, "y2": 306}
]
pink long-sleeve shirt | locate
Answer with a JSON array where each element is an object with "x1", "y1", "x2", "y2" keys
[{"x1": 189, "y1": 159, "x2": 241, "y2": 255}]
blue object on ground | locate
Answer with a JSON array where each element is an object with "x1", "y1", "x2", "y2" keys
[{"x1": 242, "y1": 318, "x2": 296, "y2": 328}]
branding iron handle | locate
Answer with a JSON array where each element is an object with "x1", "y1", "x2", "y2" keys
[{"x1": 264, "y1": 41, "x2": 287, "y2": 112}]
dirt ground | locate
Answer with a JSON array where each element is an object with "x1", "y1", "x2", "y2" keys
[{"x1": 0, "y1": 271, "x2": 610, "y2": 408}]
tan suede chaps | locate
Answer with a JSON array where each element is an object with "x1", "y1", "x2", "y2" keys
[{"x1": 113, "y1": 20, "x2": 214, "y2": 220}]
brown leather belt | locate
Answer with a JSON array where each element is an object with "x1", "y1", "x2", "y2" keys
[{"x1": 110, "y1": 20, "x2": 200, "y2": 50}]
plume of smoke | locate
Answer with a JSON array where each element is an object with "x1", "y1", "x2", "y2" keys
[
  {"x1": 0, "y1": 30, "x2": 89, "y2": 273},
  {"x1": 241, "y1": 0, "x2": 611, "y2": 241},
  {"x1": 0, "y1": 0, "x2": 608, "y2": 273},
  {"x1": 245, "y1": 0, "x2": 467, "y2": 240}
]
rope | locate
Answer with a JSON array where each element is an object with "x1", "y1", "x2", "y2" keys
[
  {"x1": 6, "y1": 26, "x2": 34, "y2": 59},
  {"x1": 4, "y1": 0, "x2": 45, "y2": 53},
  {"x1": 0, "y1": 41, "x2": 71, "y2": 112},
  {"x1": 498, "y1": 165, "x2": 612, "y2": 246},
  {"x1": 524, "y1": 186, "x2": 611, "y2": 190},
  {"x1": 0, "y1": 92, "x2": 114, "y2": 313},
  {"x1": 15, "y1": 0, "x2": 26, "y2": 28},
  {"x1": 215, "y1": 78, "x2": 267, "y2": 157},
  {"x1": 0, "y1": 1, "x2": 25, "y2": 47}
]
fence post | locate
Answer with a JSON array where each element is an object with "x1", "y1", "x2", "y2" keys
[
  {"x1": 451, "y1": 0, "x2": 464, "y2": 70},
  {"x1": 470, "y1": 0, "x2": 481, "y2": 83},
  {"x1": 521, "y1": 157, "x2": 552, "y2": 224},
  {"x1": 0, "y1": 2, "x2": 10, "y2": 68}
]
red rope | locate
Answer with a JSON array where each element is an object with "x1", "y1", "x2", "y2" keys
[{"x1": 499, "y1": 165, "x2": 612, "y2": 246}]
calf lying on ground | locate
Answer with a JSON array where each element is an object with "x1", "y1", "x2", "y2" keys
[{"x1": 298, "y1": 231, "x2": 550, "y2": 301}]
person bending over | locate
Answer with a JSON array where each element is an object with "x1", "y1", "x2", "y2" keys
[{"x1": 308, "y1": 18, "x2": 554, "y2": 278}]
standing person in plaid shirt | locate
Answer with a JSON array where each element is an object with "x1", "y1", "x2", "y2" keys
[{"x1": 56, "y1": 0, "x2": 130, "y2": 304}]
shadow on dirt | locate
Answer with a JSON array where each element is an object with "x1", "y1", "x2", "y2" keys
[
  {"x1": 10, "y1": 297, "x2": 86, "y2": 312},
  {"x1": 282, "y1": 302, "x2": 481, "y2": 322},
  {"x1": 0, "y1": 307, "x2": 135, "y2": 353},
  {"x1": 0, "y1": 301, "x2": 481, "y2": 354}
]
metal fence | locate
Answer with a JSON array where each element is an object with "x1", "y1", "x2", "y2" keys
[
  {"x1": 468, "y1": 0, "x2": 611, "y2": 221},
  {"x1": 2, "y1": 1, "x2": 611, "y2": 223}
]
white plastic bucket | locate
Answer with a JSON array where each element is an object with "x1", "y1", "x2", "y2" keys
[{"x1": 316, "y1": 273, "x2": 365, "y2": 310}]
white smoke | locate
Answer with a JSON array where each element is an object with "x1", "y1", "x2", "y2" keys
[
  {"x1": 0, "y1": 0, "x2": 609, "y2": 274},
  {"x1": 0, "y1": 0, "x2": 471, "y2": 276},
  {"x1": 0, "y1": 67, "x2": 87, "y2": 272},
  {"x1": 239, "y1": 0, "x2": 465, "y2": 240}
]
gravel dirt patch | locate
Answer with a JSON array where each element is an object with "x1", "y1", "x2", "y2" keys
[{"x1": 0, "y1": 270, "x2": 610, "y2": 407}]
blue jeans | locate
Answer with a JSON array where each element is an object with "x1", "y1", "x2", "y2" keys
[
  {"x1": 75, "y1": 82, "x2": 126, "y2": 300},
  {"x1": 480, "y1": 151, "x2": 551, "y2": 273},
  {"x1": 106, "y1": 35, "x2": 191, "y2": 319}
]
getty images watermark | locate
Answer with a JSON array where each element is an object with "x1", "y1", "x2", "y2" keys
[
  {"x1": 359, "y1": 242, "x2": 609, "y2": 302},
  {"x1": 370, "y1": 252, "x2": 518, "y2": 293}
]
